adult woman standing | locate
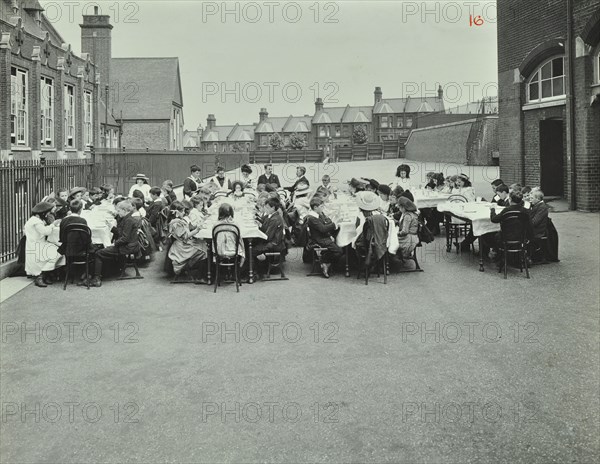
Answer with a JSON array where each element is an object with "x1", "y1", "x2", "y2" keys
[
  {"x1": 24, "y1": 201, "x2": 65, "y2": 287},
  {"x1": 128, "y1": 173, "x2": 151, "y2": 200}
]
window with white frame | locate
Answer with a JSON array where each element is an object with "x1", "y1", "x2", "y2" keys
[
  {"x1": 319, "y1": 126, "x2": 326, "y2": 137},
  {"x1": 11, "y1": 67, "x2": 28, "y2": 146},
  {"x1": 406, "y1": 116, "x2": 413, "y2": 127},
  {"x1": 397, "y1": 118, "x2": 404, "y2": 128},
  {"x1": 64, "y1": 84, "x2": 75, "y2": 148},
  {"x1": 40, "y1": 76, "x2": 54, "y2": 147},
  {"x1": 381, "y1": 116, "x2": 389, "y2": 128},
  {"x1": 594, "y1": 45, "x2": 600, "y2": 85},
  {"x1": 84, "y1": 91, "x2": 93, "y2": 147},
  {"x1": 527, "y1": 56, "x2": 565, "y2": 102},
  {"x1": 335, "y1": 125, "x2": 340, "y2": 137},
  {"x1": 112, "y1": 128, "x2": 118, "y2": 148}
]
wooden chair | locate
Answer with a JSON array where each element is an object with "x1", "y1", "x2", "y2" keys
[
  {"x1": 62, "y1": 224, "x2": 92, "y2": 290},
  {"x1": 117, "y1": 251, "x2": 144, "y2": 280},
  {"x1": 497, "y1": 211, "x2": 531, "y2": 279},
  {"x1": 212, "y1": 223, "x2": 242, "y2": 292},
  {"x1": 445, "y1": 194, "x2": 473, "y2": 253}
]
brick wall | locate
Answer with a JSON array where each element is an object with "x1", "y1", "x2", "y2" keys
[
  {"x1": 120, "y1": 121, "x2": 170, "y2": 150},
  {"x1": 405, "y1": 120, "x2": 474, "y2": 164},
  {"x1": 497, "y1": 0, "x2": 600, "y2": 211}
]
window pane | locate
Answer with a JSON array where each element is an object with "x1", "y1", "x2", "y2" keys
[
  {"x1": 541, "y1": 79, "x2": 552, "y2": 98},
  {"x1": 552, "y1": 57, "x2": 563, "y2": 77},
  {"x1": 552, "y1": 77, "x2": 564, "y2": 96},
  {"x1": 541, "y1": 62, "x2": 552, "y2": 79},
  {"x1": 529, "y1": 82, "x2": 539, "y2": 100}
]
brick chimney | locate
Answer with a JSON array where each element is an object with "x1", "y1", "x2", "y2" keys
[
  {"x1": 80, "y1": 6, "x2": 113, "y2": 99},
  {"x1": 259, "y1": 108, "x2": 268, "y2": 122},
  {"x1": 207, "y1": 114, "x2": 216, "y2": 129},
  {"x1": 438, "y1": 84, "x2": 443, "y2": 100},
  {"x1": 315, "y1": 98, "x2": 324, "y2": 112},
  {"x1": 374, "y1": 86, "x2": 382, "y2": 104},
  {"x1": 196, "y1": 124, "x2": 203, "y2": 143}
]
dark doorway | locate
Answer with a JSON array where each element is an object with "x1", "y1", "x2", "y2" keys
[{"x1": 539, "y1": 119, "x2": 564, "y2": 197}]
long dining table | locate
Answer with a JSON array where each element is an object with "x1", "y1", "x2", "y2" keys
[{"x1": 436, "y1": 201, "x2": 502, "y2": 272}]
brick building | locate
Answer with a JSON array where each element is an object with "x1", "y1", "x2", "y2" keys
[
  {"x1": 198, "y1": 114, "x2": 254, "y2": 152},
  {"x1": 254, "y1": 108, "x2": 312, "y2": 151},
  {"x1": 1, "y1": 0, "x2": 99, "y2": 160},
  {"x1": 497, "y1": 0, "x2": 600, "y2": 211}
]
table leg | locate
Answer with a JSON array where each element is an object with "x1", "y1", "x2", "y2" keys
[
  {"x1": 206, "y1": 239, "x2": 212, "y2": 284},
  {"x1": 248, "y1": 239, "x2": 254, "y2": 284},
  {"x1": 345, "y1": 246, "x2": 350, "y2": 277},
  {"x1": 478, "y1": 236, "x2": 485, "y2": 272}
]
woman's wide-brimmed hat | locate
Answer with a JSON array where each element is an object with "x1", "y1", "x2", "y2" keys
[
  {"x1": 397, "y1": 196, "x2": 417, "y2": 212},
  {"x1": 69, "y1": 186, "x2": 86, "y2": 197},
  {"x1": 32, "y1": 201, "x2": 54, "y2": 214},
  {"x1": 458, "y1": 173, "x2": 470, "y2": 182},
  {"x1": 355, "y1": 191, "x2": 380, "y2": 211},
  {"x1": 132, "y1": 173, "x2": 149, "y2": 181}
]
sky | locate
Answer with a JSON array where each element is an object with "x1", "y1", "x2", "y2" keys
[{"x1": 40, "y1": 0, "x2": 499, "y2": 129}]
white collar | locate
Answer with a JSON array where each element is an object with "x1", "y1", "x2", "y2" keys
[{"x1": 306, "y1": 210, "x2": 319, "y2": 219}]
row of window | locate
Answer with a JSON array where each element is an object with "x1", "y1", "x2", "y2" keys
[
  {"x1": 11, "y1": 67, "x2": 93, "y2": 149},
  {"x1": 379, "y1": 116, "x2": 414, "y2": 129}
]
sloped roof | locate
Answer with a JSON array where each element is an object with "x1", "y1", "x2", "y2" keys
[
  {"x1": 282, "y1": 116, "x2": 311, "y2": 133},
  {"x1": 313, "y1": 105, "x2": 372, "y2": 124},
  {"x1": 183, "y1": 130, "x2": 198, "y2": 147},
  {"x1": 202, "y1": 125, "x2": 235, "y2": 142},
  {"x1": 111, "y1": 57, "x2": 183, "y2": 120},
  {"x1": 446, "y1": 100, "x2": 498, "y2": 114},
  {"x1": 229, "y1": 124, "x2": 255, "y2": 141},
  {"x1": 373, "y1": 97, "x2": 444, "y2": 114},
  {"x1": 2, "y1": 2, "x2": 65, "y2": 47},
  {"x1": 99, "y1": 99, "x2": 119, "y2": 126}
]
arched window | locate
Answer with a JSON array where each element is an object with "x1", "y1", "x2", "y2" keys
[{"x1": 527, "y1": 56, "x2": 565, "y2": 102}]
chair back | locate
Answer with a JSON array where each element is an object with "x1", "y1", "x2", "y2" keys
[
  {"x1": 364, "y1": 214, "x2": 389, "y2": 250},
  {"x1": 63, "y1": 223, "x2": 92, "y2": 258},
  {"x1": 212, "y1": 223, "x2": 242, "y2": 259},
  {"x1": 448, "y1": 194, "x2": 468, "y2": 203},
  {"x1": 499, "y1": 210, "x2": 530, "y2": 244}
]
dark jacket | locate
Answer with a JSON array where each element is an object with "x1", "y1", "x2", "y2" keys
[
  {"x1": 290, "y1": 176, "x2": 310, "y2": 192},
  {"x1": 257, "y1": 212, "x2": 286, "y2": 252},
  {"x1": 183, "y1": 177, "x2": 200, "y2": 198},
  {"x1": 146, "y1": 200, "x2": 164, "y2": 228},
  {"x1": 529, "y1": 201, "x2": 549, "y2": 238},
  {"x1": 112, "y1": 213, "x2": 141, "y2": 255},
  {"x1": 306, "y1": 213, "x2": 337, "y2": 247},
  {"x1": 257, "y1": 174, "x2": 281, "y2": 188},
  {"x1": 58, "y1": 215, "x2": 90, "y2": 256},
  {"x1": 490, "y1": 205, "x2": 533, "y2": 242}
]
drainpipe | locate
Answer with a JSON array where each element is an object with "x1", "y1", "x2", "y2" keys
[{"x1": 566, "y1": 0, "x2": 576, "y2": 210}]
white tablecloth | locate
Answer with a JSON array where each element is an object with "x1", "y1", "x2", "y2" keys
[
  {"x1": 196, "y1": 224, "x2": 267, "y2": 241},
  {"x1": 437, "y1": 202, "x2": 501, "y2": 237},
  {"x1": 80, "y1": 209, "x2": 115, "y2": 247},
  {"x1": 337, "y1": 219, "x2": 399, "y2": 254},
  {"x1": 412, "y1": 192, "x2": 452, "y2": 209},
  {"x1": 48, "y1": 211, "x2": 114, "y2": 248}
]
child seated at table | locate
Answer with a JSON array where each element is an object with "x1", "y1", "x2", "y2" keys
[
  {"x1": 89, "y1": 200, "x2": 140, "y2": 287},
  {"x1": 377, "y1": 184, "x2": 392, "y2": 213},
  {"x1": 352, "y1": 191, "x2": 389, "y2": 265},
  {"x1": 396, "y1": 197, "x2": 420, "y2": 260},
  {"x1": 167, "y1": 201, "x2": 208, "y2": 283},
  {"x1": 494, "y1": 184, "x2": 510, "y2": 206},
  {"x1": 253, "y1": 198, "x2": 287, "y2": 278},
  {"x1": 213, "y1": 203, "x2": 246, "y2": 268},
  {"x1": 305, "y1": 197, "x2": 342, "y2": 278},
  {"x1": 452, "y1": 174, "x2": 476, "y2": 201}
]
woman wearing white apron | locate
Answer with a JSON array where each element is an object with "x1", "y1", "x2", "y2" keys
[{"x1": 24, "y1": 201, "x2": 65, "y2": 287}]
